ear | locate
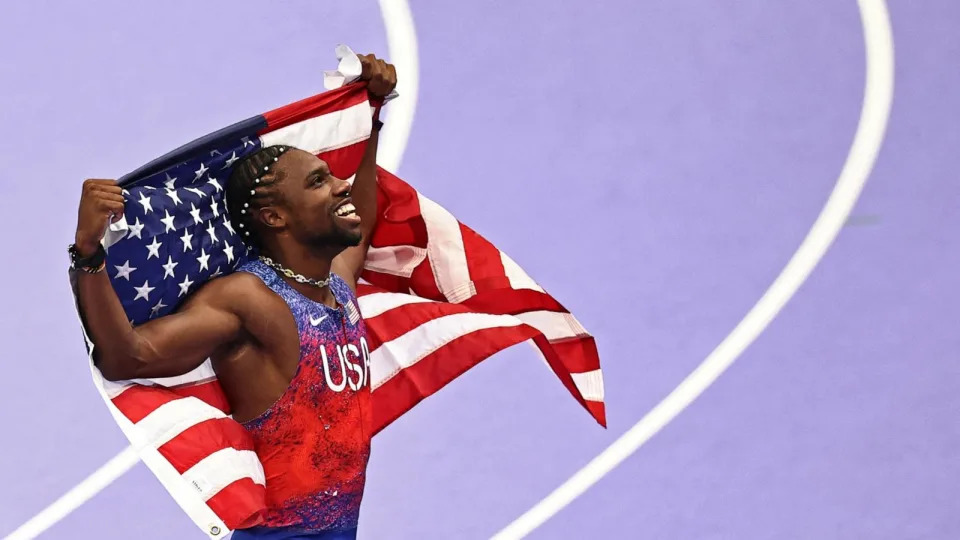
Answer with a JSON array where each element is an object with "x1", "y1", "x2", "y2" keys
[{"x1": 257, "y1": 205, "x2": 287, "y2": 231}]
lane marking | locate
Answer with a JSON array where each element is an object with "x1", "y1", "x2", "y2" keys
[
  {"x1": 4, "y1": 448, "x2": 140, "y2": 540},
  {"x1": 491, "y1": 1, "x2": 895, "y2": 537}
]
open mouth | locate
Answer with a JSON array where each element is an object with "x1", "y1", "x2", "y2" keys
[
  {"x1": 335, "y1": 202, "x2": 356, "y2": 217},
  {"x1": 334, "y1": 201, "x2": 361, "y2": 225}
]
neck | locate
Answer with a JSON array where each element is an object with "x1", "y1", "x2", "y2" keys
[{"x1": 260, "y1": 242, "x2": 341, "y2": 307}]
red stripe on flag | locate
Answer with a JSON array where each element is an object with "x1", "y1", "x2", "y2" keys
[
  {"x1": 545, "y1": 335, "x2": 602, "y2": 375},
  {"x1": 260, "y1": 83, "x2": 370, "y2": 132},
  {"x1": 167, "y1": 379, "x2": 231, "y2": 414},
  {"x1": 371, "y1": 324, "x2": 540, "y2": 434},
  {"x1": 459, "y1": 221, "x2": 507, "y2": 287},
  {"x1": 317, "y1": 140, "x2": 368, "y2": 182},
  {"x1": 205, "y1": 477, "x2": 267, "y2": 531},
  {"x1": 361, "y1": 267, "x2": 411, "y2": 295},
  {"x1": 363, "y1": 300, "x2": 472, "y2": 352},
  {"x1": 157, "y1": 417, "x2": 255, "y2": 474},
  {"x1": 409, "y1": 262, "x2": 446, "y2": 302},
  {"x1": 585, "y1": 400, "x2": 607, "y2": 428},
  {"x1": 372, "y1": 168, "x2": 428, "y2": 246},
  {"x1": 111, "y1": 385, "x2": 179, "y2": 424},
  {"x1": 532, "y1": 334, "x2": 606, "y2": 427},
  {"x1": 462, "y1": 288, "x2": 567, "y2": 315}
]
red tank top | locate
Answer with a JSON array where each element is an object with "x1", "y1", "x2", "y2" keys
[{"x1": 239, "y1": 259, "x2": 372, "y2": 532}]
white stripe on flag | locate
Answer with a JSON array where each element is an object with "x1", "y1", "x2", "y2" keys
[
  {"x1": 364, "y1": 244, "x2": 428, "y2": 278},
  {"x1": 182, "y1": 448, "x2": 265, "y2": 502},
  {"x1": 369, "y1": 312, "x2": 525, "y2": 389},
  {"x1": 417, "y1": 195, "x2": 473, "y2": 303},
  {"x1": 102, "y1": 379, "x2": 133, "y2": 400},
  {"x1": 570, "y1": 369, "x2": 605, "y2": 402},
  {"x1": 259, "y1": 101, "x2": 373, "y2": 154},
  {"x1": 514, "y1": 310, "x2": 589, "y2": 341},
  {"x1": 357, "y1": 291, "x2": 434, "y2": 319},
  {"x1": 500, "y1": 251, "x2": 545, "y2": 293},
  {"x1": 136, "y1": 397, "x2": 226, "y2": 448}
]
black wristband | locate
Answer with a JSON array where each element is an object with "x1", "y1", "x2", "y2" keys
[{"x1": 69, "y1": 243, "x2": 106, "y2": 273}]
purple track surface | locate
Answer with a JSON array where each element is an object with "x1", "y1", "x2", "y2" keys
[{"x1": 1, "y1": 1, "x2": 957, "y2": 538}]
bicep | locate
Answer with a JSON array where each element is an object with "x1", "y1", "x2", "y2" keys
[
  {"x1": 332, "y1": 246, "x2": 366, "y2": 292},
  {"x1": 125, "y1": 292, "x2": 244, "y2": 379}
]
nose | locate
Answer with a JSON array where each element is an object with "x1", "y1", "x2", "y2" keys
[{"x1": 332, "y1": 176, "x2": 351, "y2": 197}]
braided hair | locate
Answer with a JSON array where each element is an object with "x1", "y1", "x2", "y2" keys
[{"x1": 225, "y1": 145, "x2": 290, "y2": 252}]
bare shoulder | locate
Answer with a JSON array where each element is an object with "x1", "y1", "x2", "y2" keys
[{"x1": 181, "y1": 272, "x2": 276, "y2": 315}]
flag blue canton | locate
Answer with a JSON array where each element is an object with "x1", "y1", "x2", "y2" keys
[{"x1": 108, "y1": 119, "x2": 268, "y2": 325}]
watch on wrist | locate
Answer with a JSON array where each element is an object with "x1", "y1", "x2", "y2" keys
[{"x1": 68, "y1": 243, "x2": 106, "y2": 273}]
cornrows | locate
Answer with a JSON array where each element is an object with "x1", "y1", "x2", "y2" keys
[{"x1": 224, "y1": 145, "x2": 289, "y2": 250}]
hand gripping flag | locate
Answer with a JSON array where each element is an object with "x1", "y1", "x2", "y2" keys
[{"x1": 70, "y1": 46, "x2": 606, "y2": 538}]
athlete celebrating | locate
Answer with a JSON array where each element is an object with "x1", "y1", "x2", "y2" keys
[{"x1": 70, "y1": 54, "x2": 397, "y2": 540}]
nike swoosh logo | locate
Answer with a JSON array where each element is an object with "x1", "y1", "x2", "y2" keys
[{"x1": 310, "y1": 314, "x2": 328, "y2": 326}]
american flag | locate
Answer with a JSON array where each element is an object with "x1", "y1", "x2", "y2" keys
[{"x1": 72, "y1": 55, "x2": 605, "y2": 539}]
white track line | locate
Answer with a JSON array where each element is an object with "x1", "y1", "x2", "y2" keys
[
  {"x1": 491, "y1": 1, "x2": 895, "y2": 538},
  {"x1": 3, "y1": 4, "x2": 420, "y2": 539},
  {"x1": 4, "y1": 448, "x2": 140, "y2": 540},
  {"x1": 377, "y1": 0, "x2": 419, "y2": 173}
]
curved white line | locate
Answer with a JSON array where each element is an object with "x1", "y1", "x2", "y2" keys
[
  {"x1": 3, "y1": 448, "x2": 140, "y2": 540},
  {"x1": 377, "y1": 0, "x2": 419, "y2": 173},
  {"x1": 3, "y1": 4, "x2": 421, "y2": 539},
  {"x1": 491, "y1": 1, "x2": 895, "y2": 538}
]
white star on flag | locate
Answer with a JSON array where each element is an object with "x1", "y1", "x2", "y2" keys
[
  {"x1": 161, "y1": 210, "x2": 177, "y2": 233},
  {"x1": 165, "y1": 173, "x2": 178, "y2": 190},
  {"x1": 150, "y1": 299, "x2": 168, "y2": 318},
  {"x1": 197, "y1": 248, "x2": 211, "y2": 271},
  {"x1": 133, "y1": 280, "x2": 155, "y2": 302},
  {"x1": 137, "y1": 191, "x2": 154, "y2": 214},
  {"x1": 180, "y1": 229, "x2": 194, "y2": 252},
  {"x1": 194, "y1": 162, "x2": 209, "y2": 180},
  {"x1": 185, "y1": 187, "x2": 206, "y2": 199},
  {"x1": 189, "y1": 203, "x2": 203, "y2": 224},
  {"x1": 206, "y1": 222, "x2": 219, "y2": 244},
  {"x1": 223, "y1": 241, "x2": 235, "y2": 263},
  {"x1": 210, "y1": 199, "x2": 220, "y2": 218},
  {"x1": 178, "y1": 274, "x2": 194, "y2": 297},
  {"x1": 224, "y1": 152, "x2": 239, "y2": 168},
  {"x1": 114, "y1": 260, "x2": 137, "y2": 280},
  {"x1": 127, "y1": 217, "x2": 145, "y2": 240},
  {"x1": 207, "y1": 177, "x2": 224, "y2": 193},
  {"x1": 165, "y1": 188, "x2": 183, "y2": 206},
  {"x1": 211, "y1": 266, "x2": 223, "y2": 278},
  {"x1": 223, "y1": 218, "x2": 235, "y2": 235},
  {"x1": 146, "y1": 237, "x2": 162, "y2": 259},
  {"x1": 162, "y1": 255, "x2": 179, "y2": 279}
]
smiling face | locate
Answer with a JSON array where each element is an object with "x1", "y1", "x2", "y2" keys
[{"x1": 259, "y1": 148, "x2": 362, "y2": 250}]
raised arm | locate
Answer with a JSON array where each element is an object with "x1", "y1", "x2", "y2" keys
[
  {"x1": 333, "y1": 54, "x2": 396, "y2": 288},
  {"x1": 72, "y1": 180, "x2": 244, "y2": 381}
]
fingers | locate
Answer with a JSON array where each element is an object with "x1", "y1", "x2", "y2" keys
[
  {"x1": 358, "y1": 54, "x2": 397, "y2": 98},
  {"x1": 100, "y1": 200, "x2": 126, "y2": 223},
  {"x1": 358, "y1": 53, "x2": 374, "y2": 80}
]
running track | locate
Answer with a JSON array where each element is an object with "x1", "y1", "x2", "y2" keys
[{"x1": 0, "y1": 1, "x2": 957, "y2": 538}]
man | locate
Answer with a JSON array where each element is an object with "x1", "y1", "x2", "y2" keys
[{"x1": 70, "y1": 54, "x2": 397, "y2": 540}]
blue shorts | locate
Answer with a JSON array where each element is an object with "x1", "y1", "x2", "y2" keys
[{"x1": 231, "y1": 526, "x2": 357, "y2": 540}]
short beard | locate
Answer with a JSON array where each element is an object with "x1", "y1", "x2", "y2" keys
[{"x1": 316, "y1": 227, "x2": 362, "y2": 249}]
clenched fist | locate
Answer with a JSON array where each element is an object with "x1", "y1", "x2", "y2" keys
[
  {"x1": 357, "y1": 53, "x2": 397, "y2": 99},
  {"x1": 75, "y1": 179, "x2": 125, "y2": 257}
]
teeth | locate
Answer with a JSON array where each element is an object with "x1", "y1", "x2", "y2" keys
[{"x1": 336, "y1": 203, "x2": 356, "y2": 216}]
